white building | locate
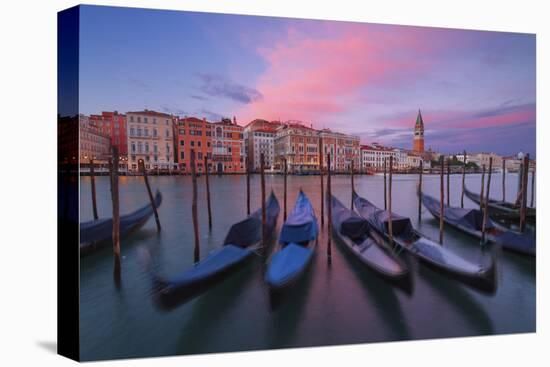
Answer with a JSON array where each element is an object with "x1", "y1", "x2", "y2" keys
[
  {"x1": 361, "y1": 143, "x2": 399, "y2": 171},
  {"x1": 126, "y1": 110, "x2": 176, "y2": 173},
  {"x1": 244, "y1": 119, "x2": 280, "y2": 171}
]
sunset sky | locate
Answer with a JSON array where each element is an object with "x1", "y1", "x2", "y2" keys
[{"x1": 79, "y1": 5, "x2": 536, "y2": 155}]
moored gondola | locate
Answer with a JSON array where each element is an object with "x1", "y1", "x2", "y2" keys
[
  {"x1": 464, "y1": 186, "x2": 536, "y2": 223},
  {"x1": 353, "y1": 191, "x2": 497, "y2": 293},
  {"x1": 329, "y1": 194, "x2": 410, "y2": 288},
  {"x1": 149, "y1": 192, "x2": 280, "y2": 310},
  {"x1": 421, "y1": 192, "x2": 535, "y2": 257},
  {"x1": 266, "y1": 190, "x2": 318, "y2": 291},
  {"x1": 80, "y1": 190, "x2": 163, "y2": 256}
]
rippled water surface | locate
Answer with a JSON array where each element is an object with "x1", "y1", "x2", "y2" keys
[{"x1": 79, "y1": 173, "x2": 535, "y2": 361}]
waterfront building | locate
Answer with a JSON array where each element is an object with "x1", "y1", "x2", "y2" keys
[
  {"x1": 318, "y1": 129, "x2": 361, "y2": 172},
  {"x1": 79, "y1": 114, "x2": 111, "y2": 168},
  {"x1": 275, "y1": 121, "x2": 320, "y2": 173},
  {"x1": 465, "y1": 152, "x2": 503, "y2": 170},
  {"x1": 360, "y1": 143, "x2": 399, "y2": 172},
  {"x1": 176, "y1": 116, "x2": 213, "y2": 173},
  {"x1": 126, "y1": 110, "x2": 176, "y2": 173},
  {"x1": 89, "y1": 111, "x2": 128, "y2": 157},
  {"x1": 244, "y1": 119, "x2": 281, "y2": 171},
  {"x1": 413, "y1": 109, "x2": 425, "y2": 153},
  {"x1": 211, "y1": 117, "x2": 245, "y2": 174}
]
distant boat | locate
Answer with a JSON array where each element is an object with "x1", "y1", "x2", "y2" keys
[
  {"x1": 353, "y1": 191, "x2": 497, "y2": 293},
  {"x1": 464, "y1": 186, "x2": 536, "y2": 223},
  {"x1": 266, "y1": 190, "x2": 319, "y2": 290},
  {"x1": 80, "y1": 191, "x2": 163, "y2": 256},
  {"x1": 329, "y1": 194, "x2": 410, "y2": 287},
  {"x1": 421, "y1": 192, "x2": 535, "y2": 256},
  {"x1": 151, "y1": 192, "x2": 280, "y2": 309}
]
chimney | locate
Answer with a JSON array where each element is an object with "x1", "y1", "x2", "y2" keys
[{"x1": 233, "y1": 116, "x2": 237, "y2": 125}]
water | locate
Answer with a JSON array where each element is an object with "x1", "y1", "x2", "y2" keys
[{"x1": 79, "y1": 173, "x2": 535, "y2": 361}]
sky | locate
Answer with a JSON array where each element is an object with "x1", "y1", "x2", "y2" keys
[{"x1": 79, "y1": 5, "x2": 536, "y2": 156}]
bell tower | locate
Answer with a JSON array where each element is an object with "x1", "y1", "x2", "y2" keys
[{"x1": 413, "y1": 109, "x2": 425, "y2": 153}]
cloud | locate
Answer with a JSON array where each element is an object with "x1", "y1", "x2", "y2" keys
[
  {"x1": 127, "y1": 78, "x2": 152, "y2": 92},
  {"x1": 199, "y1": 108, "x2": 224, "y2": 121},
  {"x1": 190, "y1": 94, "x2": 208, "y2": 101},
  {"x1": 196, "y1": 73, "x2": 263, "y2": 104},
  {"x1": 160, "y1": 105, "x2": 188, "y2": 116}
]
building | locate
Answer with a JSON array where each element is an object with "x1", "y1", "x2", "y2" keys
[
  {"x1": 318, "y1": 129, "x2": 360, "y2": 172},
  {"x1": 360, "y1": 143, "x2": 399, "y2": 172},
  {"x1": 79, "y1": 114, "x2": 111, "y2": 169},
  {"x1": 211, "y1": 117, "x2": 245, "y2": 174},
  {"x1": 244, "y1": 119, "x2": 281, "y2": 171},
  {"x1": 126, "y1": 110, "x2": 176, "y2": 173},
  {"x1": 176, "y1": 116, "x2": 213, "y2": 173},
  {"x1": 464, "y1": 152, "x2": 503, "y2": 170},
  {"x1": 89, "y1": 111, "x2": 128, "y2": 157},
  {"x1": 275, "y1": 121, "x2": 320, "y2": 173},
  {"x1": 413, "y1": 110, "x2": 425, "y2": 153}
]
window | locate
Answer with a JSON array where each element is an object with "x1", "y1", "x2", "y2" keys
[
  {"x1": 198, "y1": 141, "x2": 202, "y2": 148},
  {"x1": 180, "y1": 140, "x2": 184, "y2": 146},
  {"x1": 198, "y1": 152, "x2": 203, "y2": 160},
  {"x1": 180, "y1": 152, "x2": 185, "y2": 159},
  {"x1": 153, "y1": 129, "x2": 157, "y2": 137},
  {"x1": 137, "y1": 128, "x2": 142, "y2": 137},
  {"x1": 153, "y1": 144, "x2": 158, "y2": 153},
  {"x1": 131, "y1": 143, "x2": 136, "y2": 153},
  {"x1": 207, "y1": 142, "x2": 210, "y2": 147},
  {"x1": 145, "y1": 143, "x2": 149, "y2": 152},
  {"x1": 144, "y1": 128, "x2": 149, "y2": 137},
  {"x1": 144, "y1": 117, "x2": 148, "y2": 123},
  {"x1": 137, "y1": 117, "x2": 141, "y2": 123},
  {"x1": 130, "y1": 116, "x2": 134, "y2": 122},
  {"x1": 153, "y1": 118, "x2": 157, "y2": 124},
  {"x1": 179, "y1": 129, "x2": 185, "y2": 135},
  {"x1": 138, "y1": 142, "x2": 143, "y2": 153},
  {"x1": 165, "y1": 129, "x2": 170, "y2": 138},
  {"x1": 165, "y1": 120, "x2": 169, "y2": 125},
  {"x1": 191, "y1": 141, "x2": 195, "y2": 147}
]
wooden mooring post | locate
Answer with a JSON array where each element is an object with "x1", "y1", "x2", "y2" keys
[
  {"x1": 327, "y1": 153, "x2": 332, "y2": 263},
  {"x1": 383, "y1": 158, "x2": 387, "y2": 210},
  {"x1": 138, "y1": 159, "x2": 161, "y2": 232},
  {"x1": 90, "y1": 158, "x2": 98, "y2": 220},
  {"x1": 446, "y1": 158, "x2": 451, "y2": 206},
  {"x1": 205, "y1": 156, "x2": 212, "y2": 230},
  {"x1": 482, "y1": 157, "x2": 493, "y2": 243},
  {"x1": 461, "y1": 150, "x2": 466, "y2": 208},
  {"x1": 109, "y1": 147, "x2": 121, "y2": 278},
  {"x1": 246, "y1": 156, "x2": 251, "y2": 216},
  {"x1": 530, "y1": 164, "x2": 535, "y2": 208},
  {"x1": 502, "y1": 158, "x2": 506, "y2": 202},
  {"x1": 388, "y1": 156, "x2": 394, "y2": 247},
  {"x1": 519, "y1": 154, "x2": 529, "y2": 232},
  {"x1": 260, "y1": 154, "x2": 266, "y2": 253},
  {"x1": 418, "y1": 160, "x2": 423, "y2": 220},
  {"x1": 319, "y1": 138, "x2": 324, "y2": 226},
  {"x1": 283, "y1": 158, "x2": 288, "y2": 221},
  {"x1": 479, "y1": 165, "x2": 486, "y2": 211},
  {"x1": 191, "y1": 149, "x2": 200, "y2": 263},
  {"x1": 350, "y1": 160, "x2": 355, "y2": 210},
  {"x1": 439, "y1": 155, "x2": 444, "y2": 245}
]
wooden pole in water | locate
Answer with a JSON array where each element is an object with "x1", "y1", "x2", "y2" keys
[
  {"x1": 246, "y1": 156, "x2": 250, "y2": 216},
  {"x1": 383, "y1": 158, "x2": 387, "y2": 210},
  {"x1": 479, "y1": 164, "x2": 486, "y2": 211},
  {"x1": 90, "y1": 157, "x2": 99, "y2": 220},
  {"x1": 110, "y1": 147, "x2": 121, "y2": 277},
  {"x1": 418, "y1": 159, "x2": 423, "y2": 220},
  {"x1": 191, "y1": 149, "x2": 200, "y2": 263},
  {"x1": 439, "y1": 155, "x2": 444, "y2": 245},
  {"x1": 284, "y1": 158, "x2": 288, "y2": 221},
  {"x1": 138, "y1": 159, "x2": 161, "y2": 232},
  {"x1": 461, "y1": 150, "x2": 466, "y2": 208},
  {"x1": 319, "y1": 143, "x2": 324, "y2": 226},
  {"x1": 519, "y1": 154, "x2": 529, "y2": 232},
  {"x1": 502, "y1": 158, "x2": 506, "y2": 202},
  {"x1": 530, "y1": 165, "x2": 535, "y2": 208},
  {"x1": 260, "y1": 153, "x2": 266, "y2": 252},
  {"x1": 388, "y1": 156, "x2": 394, "y2": 247},
  {"x1": 446, "y1": 158, "x2": 451, "y2": 206},
  {"x1": 205, "y1": 156, "x2": 212, "y2": 229},
  {"x1": 482, "y1": 157, "x2": 493, "y2": 243},
  {"x1": 351, "y1": 159, "x2": 355, "y2": 210},
  {"x1": 327, "y1": 153, "x2": 332, "y2": 262}
]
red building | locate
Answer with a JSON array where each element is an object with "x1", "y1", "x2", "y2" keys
[{"x1": 89, "y1": 111, "x2": 128, "y2": 156}]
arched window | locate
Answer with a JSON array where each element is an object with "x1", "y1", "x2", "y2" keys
[{"x1": 216, "y1": 127, "x2": 222, "y2": 137}]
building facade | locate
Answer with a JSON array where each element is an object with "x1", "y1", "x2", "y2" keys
[
  {"x1": 126, "y1": 110, "x2": 176, "y2": 173},
  {"x1": 244, "y1": 119, "x2": 281, "y2": 171},
  {"x1": 211, "y1": 117, "x2": 245, "y2": 173},
  {"x1": 361, "y1": 143, "x2": 399, "y2": 171},
  {"x1": 79, "y1": 114, "x2": 111, "y2": 167},
  {"x1": 413, "y1": 110, "x2": 425, "y2": 153},
  {"x1": 275, "y1": 122, "x2": 320, "y2": 173},
  {"x1": 89, "y1": 111, "x2": 128, "y2": 157},
  {"x1": 176, "y1": 116, "x2": 213, "y2": 173}
]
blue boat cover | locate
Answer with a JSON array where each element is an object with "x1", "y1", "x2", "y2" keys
[
  {"x1": 167, "y1": 245, "x2": 252, "y2": 287},
  {"x1": 80, "y1": 191, "x2": 163, "y2": 244},
  {"x1": 421, "y1": 193, "x2": 494, "y2": 231},
  {"x1": 354, "y1": 194, "x2": 414, "y2": 237},
  {"x1": 266, "y1": 243, "x2": 313, "y2": 287},
  {"x1": 331, "y1": 196, "x2": 369, "y2": 240},
  {"x1": 279, "y1": 191, "x2": 318, "y2": 244}
]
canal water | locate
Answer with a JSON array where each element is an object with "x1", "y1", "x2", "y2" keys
[{"x1": 79, "y1": 173, "x2": 535, "y2": 361}]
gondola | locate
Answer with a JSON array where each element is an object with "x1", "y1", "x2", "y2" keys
[
  {"x1": 151, "y1": 192, "x2": 280, "y2": 309},
  {"x1": 353, "y1": 191, "x2": 496, "y2": 293},
  {"x1": 80, "y1": 190, "x2": 163, "y2": 256},
  {"x1": 421, "y1": 192, "x2": 535, "y2": 257},
  {"x1": 266, "y1": 190, "x2": 318, "y2": 290},
  {"x1": 329, "y1": 195, "x2": 410, "y2": 286},
  {"x1": 464, "y1": 186, "x2": 536, "y2": 222}
]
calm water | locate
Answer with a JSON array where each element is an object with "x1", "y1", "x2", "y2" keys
[{"x1": 79, "y1": 173, "x2": 535, "y2": 361}]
